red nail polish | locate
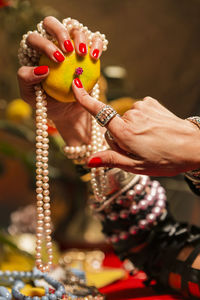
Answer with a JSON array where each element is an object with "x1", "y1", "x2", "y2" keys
[
  {"x1": 74, "y1": 78, "x2": 83, "y2": 88},
  {"x1": 88, "y1": 157, "x2": 102, "y2": 167},
  {"x1": 92, "y1": 49, "x2": 99, "y2": 59},
  {"x1": 64, "y1": 40, "x2": 74, "y2": 52},
  {"x1": 79, "y1": 43, "x2": 87, "y2": 54},
  {"x1": 34, "y1": 66, "x2": 49, "y2": 76},
  {"x1": 53, "y1": 50, "x2": 65, "y2": 62}
]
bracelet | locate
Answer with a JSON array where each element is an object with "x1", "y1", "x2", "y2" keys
[
  {"x1": 95, "y1": 177, "x2": 167, "y2": 244},
  {"x1": 185, "y1": 116, "x2": 200, "y2": 188}
]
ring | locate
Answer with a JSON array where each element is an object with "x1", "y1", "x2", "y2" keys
[{"x1": 95, "y1": 105, "x2": 118, "y2": 127}]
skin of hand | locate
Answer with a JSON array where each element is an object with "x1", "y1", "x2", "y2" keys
[
  {"x1": 72, "y1": 79, "x2": 200, "y2": 176},
  {"x1": 17, "y1": 16, "x2": 103, "y2": 146}
]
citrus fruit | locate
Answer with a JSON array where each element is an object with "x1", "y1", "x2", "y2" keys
[{"x1": 39, "y1": 47, "x2": 100, "y2": 102}]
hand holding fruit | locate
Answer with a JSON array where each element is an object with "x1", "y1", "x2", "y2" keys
[{"x1": 17, "y1": 16, "x2": 104, "y2": 145}]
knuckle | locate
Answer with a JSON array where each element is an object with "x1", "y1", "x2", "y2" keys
[
  {"x1": 26, "y1": 32, "x2": 38, "y2": 45},
  {"x1": 17, "y1": 67, "x2": 28, "y2": 81},
  {"x1": 43, "y1": 16, "x2": 55, "y2": 27},
  {"x1": 44, "y1": 43, "x2": 55, "y2": 53},
  {"x1": 143, "y1": 96, "x2": 158, "y2": 105},
  {"x1": 132, "y1": 100, "x2": 144, "y2": 110},
  {"x1": 106, "y1": 151, "x2": 116, "y2": 165}
]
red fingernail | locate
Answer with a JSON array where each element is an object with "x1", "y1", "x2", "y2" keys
[
  {"x1": 64, "y1": 40, "x2": 74, "y2": 52},
  {"x1": 53, "y1": 50, "x2": 65, "y2": 62},
  {"x1": 92, "y1": 49, "x2": 99, "y2": 59},
  {"x1": 34, "y1": 66, "x2": 49, "y2": 76},
  {"x1": 79, "y1": 43, "x2": 87, "y2": 54},
  {"x1": 88, "y1": 157, "x2": 102, "y2": 167},
  {"x1": 74, "y1": 78, "x2": 83, "y2": 88}
]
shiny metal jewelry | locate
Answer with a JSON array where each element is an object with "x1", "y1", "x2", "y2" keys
[
  {"x1": 185, "y1": 116, "x2": 200, "y2": 186},
  {"x1": 95, "y1": 105, "x2": 118, "y2": 127}
]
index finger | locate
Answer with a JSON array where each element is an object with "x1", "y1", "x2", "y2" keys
[{"x1": 72, "y1": 79, "x2": 125, "y2": 134}]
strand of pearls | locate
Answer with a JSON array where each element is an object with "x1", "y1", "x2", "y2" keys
[
  {"x1": 35, "y1": 85, "x2": 53, "y2": 273},
  {"x1": 90, "y1": 83, "x2": 108, "y2": 203}
]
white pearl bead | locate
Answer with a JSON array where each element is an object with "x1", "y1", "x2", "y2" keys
[
  {"x1": 36, "y1": 253, "x2": 41, "y2": 259},
  {"x1": 36, "y1": 180, "x2": 43, "y2": 187},
  {"x1": 36, "y1": 187, "x2": 42, "y2": 193},
  {"x1": 44, "y1": 216, "x2": 51, "y2": 222},
  {"x1": 42, "y1": 157, "x2": 48, "y2": 163},
  {"x1": 47, "y1": 248, "x2": 53, "y2": 254},
  {"x1": 36, "y1": 168, "x2": 43, "y2": 175},
  {"x1": 44, "y1": 203, "x2": 50, "y2": 210},
  {"x1": 37, "y1": 199, "x2": 43, "y2": 206},
  {"x1": 37, "y1": 207, "x2": 43, "y2": 214},
  {"x1": 43, "y1": 150, "x2": 48, "y2": 157},
  {"x1": 37, "y1": 220, "x2": 43, "y2": 226},
  {"x1": 36, "y1": 259, "x2": 42, "y2": 265},
  {"x1": 43, "y1": 196, "x2": 50, "y2": 203},
  {"x1": 37, "y1": 214, "x2": 44, "y2": 220},
  {"x1": 43, "y1": 176, "x2": 49, "y2": 183},
  {"x1": 44, "y1": 209, "x2": 51, "y2": 216},
  {"x1": 36, "y1": 226, "x2": 43, "y2": 233},
  {"x1": 43, "y1": 189, "x2": 49, "y2": 196},
  {"x1": 44, "y1": 223, "x2": 51, "y2": 229},
  {"x1": 43, "y1": 163, "x2": 48, "y2": 170},
  {"x1": 45, "y1": 229, "x2": 52, "y2": 236},
  {"x1": 36, "y1": 149, "x2": 43, "y2": 155}
]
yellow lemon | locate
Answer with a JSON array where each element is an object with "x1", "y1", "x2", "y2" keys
[
  {"x1": 6, "y1": 99, "x2": 32, "y2": 121},
  {"x1": 39, "y1": 48, "x2": 100, "y2": 102}
]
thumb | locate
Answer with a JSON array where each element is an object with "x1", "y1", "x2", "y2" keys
[{"x1": 87, "y1": 149, "x2": 139, "y2": 172}]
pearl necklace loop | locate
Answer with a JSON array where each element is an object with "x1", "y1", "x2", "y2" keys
[{"x1": 35, "y1": 85, "x2": 53, "y2": 273}]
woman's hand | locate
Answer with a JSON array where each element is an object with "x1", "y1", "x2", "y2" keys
[
  {"x1": 17, "y1": 16, "x2": 103, "y2": 145},
  {"x1": 72, "y1": 80, "x2": 200, "y2": 176}
]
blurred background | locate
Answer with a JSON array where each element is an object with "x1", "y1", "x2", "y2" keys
[{"x1": 0, "y1": 0, "x2": 200, "y2": 257}]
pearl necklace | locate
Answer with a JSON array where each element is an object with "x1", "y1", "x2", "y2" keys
[
  {"x1": 90, "y1": 84, "x2": 108, "y2": 203},
  {"x1": 35, "y1": 85, "x2": 53, "y2": 273},
  {"x1": 34, "y1": 81, "x2": 108, "y2": 273}
]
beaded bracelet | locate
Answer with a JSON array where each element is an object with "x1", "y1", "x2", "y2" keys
[{"x1": 94, "y1": 177, "x2": 167, "y2": 244}]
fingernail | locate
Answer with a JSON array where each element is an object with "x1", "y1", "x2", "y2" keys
[
  {"x1": 64, "y1": 40, "x2": 74, "y2": 52},
  {"x1": 53, "y1": 50, "x2": 65, "y2": 62},
  {"x1": 92, "y1": 49, "x2": 99, "y2": 59},
  {"x1": 88, "y1": 157, "x2": 102, "y2": 167},
  {"x1": 34, "y1": 66, "x2": 49, "y2": 76},
  {"x1": 79, "y1": 43, "x2": 87, "y2": 54},
  {"x1": 74, "y1": 78, "x2": 83, "y2": 88}
]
